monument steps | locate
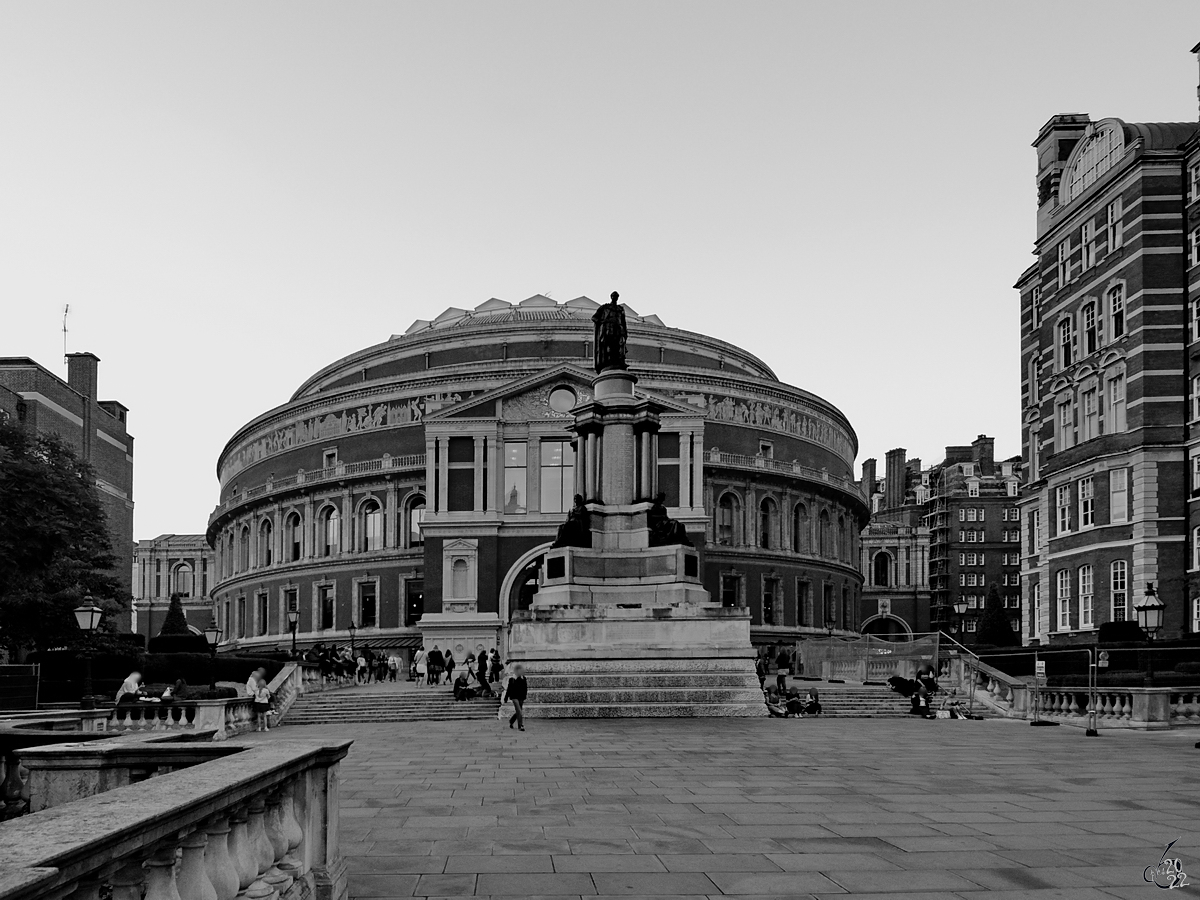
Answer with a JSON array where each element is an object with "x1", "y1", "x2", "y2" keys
[{"x1": 281, "y1": 689, "x2": 501, "y2": 725}]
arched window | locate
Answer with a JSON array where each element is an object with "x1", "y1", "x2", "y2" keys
[
  {"x1": 408, "y1": 496, "x2": 426, "y2": 548},
  {"x1": 451, "y1": 558, "x2": 469, "y2": 598},
  {"x1": 1081, "y1": 301, "x2": 1098, "y2": 356},
  {"x1": 838, "y1": 516, "x2": 848, "y2": 562},
  {"x1": 716, "y1": 493, "x2": 740, "y2": 546},
  {"x1": 225, "y1": 534, "x2": 234, "y2": 578},
  {"x1": 1057, "y1": 317, "x2": 1074, "y2": 370},
  {"x1": 319, "y1": 506, "x2": 340, "y2": 557},
  {"x1": 759, "y1": 497, "x2": 778, "y2": 550},
  {"x1": 819, "y1": 510, "x2": 831, "y2": 558},
  {"x1": 873, "y1": 552, "x2": 891, "y2": 587},
  {"x1": 258, "y1": 519, "x2": 273, "y2": 567},
  {"x1": 285, "y1": 512, "x2": 303, "y2": 562},
  {"x1": 1107, "y1": 284, "x2": 1125, "y2": 339},
  {"x1": 360, "y1": 499, "x2": 383, "y2": 552},
  {"x1": 1065, "y1": 123, "x2": 1124, "y2": 202},
  {"x1": 238, "y1": 526, "x2": 250, "y2": 572},
  {"x1": 792, "y1": 503, "x2": 810, "y2": 553},
  {"x1": 173, "y1": 563, "x2": 193, "y2": 597}
]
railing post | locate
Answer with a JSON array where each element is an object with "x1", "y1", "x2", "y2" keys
[
  {"x1": 227, "y1": 805, "x2": 258, "y2": 894},
  {"x1": 203, "y1": 815, "x2": 240, "y2": 900},
  {"x1": 301, "y1": 758, "x2": 349, "y2": 900},
  {"x1": 143, "y1": 842, "x2": 182, "y2": 900},
  {"x1": 177, "y1": 829, "x2": 217, "y2": 900},
  {"x1": 110, "y1": 857, "x2": 147, "y2": 900}
]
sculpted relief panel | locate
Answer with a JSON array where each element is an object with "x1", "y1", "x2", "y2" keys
[
  {"x1": 672, "y1": 392, "x2": 854, "y2": 463},
  {"x1": 221, "y1": 391, "x2": 473, "y2": 484},
  {"x1": 503, "y1": 384, "x2": 594, "y2": 422}
]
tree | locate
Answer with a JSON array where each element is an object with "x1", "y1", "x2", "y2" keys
[
  {"x1": 976, "y1": 583, "x2": 1020, "y2": 648},
  {"x1": 0, "y1": 420, "x2": 128, "y2": 654},
  {"x1": 159, "y1": 593, "x2": 191, "y2": 636}
]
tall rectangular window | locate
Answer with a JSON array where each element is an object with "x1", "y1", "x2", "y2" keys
[
  {"x1": 1106, "y1": 197, "x2": 1123, "y2": 250},
  {"x1": 1057, "y1": 318, "x2": 1074, "y2": 369},
  {"x1": 1108, "y1": 285, "x2": 1125, "y2": 339},
  {"x1": 405, "y1": 579, "x2": 425, "y2": 626},
  {"x1": 1193, "y1": 455, "x2": 1200, "y2": 492},
  {"x1": 796, "y1": 580, "x2": 810, "y2": 625},
  {"x1": 503, "y1": 442, "x2": 528, "y2": 514},
  {"x1": 539, "y1": 440, "x2": 575, "y2": 514},
  {"x1": 1111, "y1": 560, "x2": 1128, "y2": 622},
  {"x1": 237, "y1": 596, "x2": 247, "y2": 638},
  {"x1": 1030, "y1": 286, "x2": 1041, "y2": 330},
  {"x1": 1057, "y1": 240, "x2": 1070, "y2": 286},
  {"x1": 1057, "y1": 398, "x2": 1074, "y2": 451},
  {"x1": 1193, "y1": 596, "x2": 1200, "y2": 635},
  {"x1": 1107, "y1": 374, "x2": 1126, "y2": 432},
  {"x1": 1191, "y1": 163, "x2": 1200, "y2": 201},
  {"x1": 1082, "y1": 221, "x2": 1096, "y2": 270},
  {"x1": 319, "y1": 585, "x2": 334, "y2": 630},
  {"x1": 1028, "y1": 357, "x2": 1039, "y2": 404},
  {"x1": 1078, "y1": 565, "x2": 1093, "y2": 628},
  {"x1": 1193, "y1": 374, "x2": 1200, "y2": 420},
  {"x1": 762, "y1": 577, "x2": 777, "y2": 625},
  {"x1": 1081, "y1": 388, "x2": 1098, "y2": 441},
  {"x1": 358, "y1": 582, "x2": 377, "y2": 628},
  {"x1": 1193, "y1": 298, "x2": 1200, "y2": 344},
  {"x1": 1031, "y1": 582, "x2": 1040, "y2": 638},
  {"x1": 1191, "y1": 228, "x2": 1200, "y2": 268},
  {"x1": 1056, "y1": 570, "x2": 1071, "y2": 631},
  {"x1": 1110, "y1": 468, "x2": 1128, "y2": 523},
  {"x1": 257, "y1": 592, "x2": 269, "y2": 636},
  {"x1": 1056, "y1": 485, "x2": 1071, "y2": 534},
  {"x1": 1082, "y1": 303, "x2": 1098, "y2": 355},
  {"x1": 720, "y1": 574, "x2": 741, "y2": 609}
]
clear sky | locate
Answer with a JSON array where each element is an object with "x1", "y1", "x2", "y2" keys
[{"x1": 1, "y1": 2, "x2": 1197, "y2": 540}]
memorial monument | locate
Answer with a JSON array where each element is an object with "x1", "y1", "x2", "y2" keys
[{"x1": 507, "y1": 292, "x2": 766, "y2": 716}]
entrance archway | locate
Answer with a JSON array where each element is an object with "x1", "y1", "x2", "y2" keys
[
  {"x1": 859, "y1": 613, "x2": 913, "y2": 641},
  {"x1": 497, "y1": 542, "x2": 554, "y2": 624}
]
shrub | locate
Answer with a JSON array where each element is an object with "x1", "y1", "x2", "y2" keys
[
  {"x1": 147, "y1": 633, "x2": 211, "y2": 654},
  {"x1": 158, "y1": 594, "x2": 191, "y2": 636},
  {"x1": 1175, "y1": 661, "x2": 1200, "y2": 675},
  {"x1": 975, "y1": 584, "x2": 1020, "y2": 648}
]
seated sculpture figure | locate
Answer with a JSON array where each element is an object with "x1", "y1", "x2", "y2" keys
[
  {"x1": 647, "y1": 492, "x2": 693, "y2": 547},
  {"x1": 552, "y1": 494, "x2": 591, "y2": 548}
]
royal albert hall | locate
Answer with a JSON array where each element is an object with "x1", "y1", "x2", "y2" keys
[{"x1": 206, "y1": 295, "x2": 868, "y2": 665}]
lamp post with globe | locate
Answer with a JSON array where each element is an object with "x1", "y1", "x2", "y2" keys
[
  {"x1": 348, "y1": 621, "x2": 357, "y2": 658},
  {"x1": 203, "y1": 620, "x2": 222, "y2": 691},
  {"x1": 1133, "y1": 582, "x2": 1166, "y2": 686},
  {"x1": 72, "y1": 596, "x2": 104, "y2": 709},
  {"x1": 287, "y1": 609, "x2": 300, "y2": 658}
]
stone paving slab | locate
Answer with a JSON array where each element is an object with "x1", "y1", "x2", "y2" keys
[{"x1": 272, "y1": 716, "x2": 1200, "y2": 897}]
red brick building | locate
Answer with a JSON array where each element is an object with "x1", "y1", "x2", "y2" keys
[
  {"x1": 0, "y1": 354, "x2": 135, "y2": 625},
  {"x1": 1017, "y1": 106, "x2": 1200, "y2": 643}
]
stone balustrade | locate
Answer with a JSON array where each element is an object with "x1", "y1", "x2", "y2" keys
[
  {"x1": 0, "y1": 738, "x2": 352, "y2": 900},
  {"x1": 705, "y1": 450, "x2": 866, "y2": 502},
  {"x1": 940, "y1": 655, "x2": 1200, "y2": 730}
]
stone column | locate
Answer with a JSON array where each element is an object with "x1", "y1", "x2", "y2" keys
[
  {"x1": 473, "y1": 435, "x2": 484, "y2": 512},
  {"x1": 385, "y1": 482, "x2": 398, "y2": 549},
  {"x1": 679, "y1": 431, "x2": 691, "y2": 509},
  {"x1": 437, "y1": 438, "x2": 449, "y2": 513},
  {"x1": 586, "y1": 432, "x2": 599, "y2": 502},
  {"x1": 425, "y1": 437, "x2": 438, "y2": 513},
  {"x1": 340, "y1": 490, "x2": 351, "y2": 555},
  {"x1": 486, "y1": 435, "x2": 499, "y2": 511},
  {"x1": 574, "y1": 437, "x2": 585, "y2": 500},
  {"x1": 303, "y1": 497, "x2": 314, "y2": 560},
  {"x1": 691, "y1": 432, "x2": 703, "y2": 513}
]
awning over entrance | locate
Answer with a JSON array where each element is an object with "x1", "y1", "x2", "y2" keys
[{"x1": 350, "y1": 635, "x2": 423, "y2": 650}]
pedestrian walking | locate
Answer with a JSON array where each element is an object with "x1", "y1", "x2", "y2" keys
[
  {"x1": 444, "y1": 651, "x2": 456, "y2": 685},
  {"x1": 503, "y1": 663, "x2": 528, "y2": 731},
  {"x1": 415, "y1": 646, "x2": 428, "y2": 685},
  {"x1": 427, "y1": 646, "x2": 444, "y2": 686},
  {"x1": 356, "y1": 652, "x2": 367, "y2": 684},
  {"x1": 387, "y1": 652, "x2": 399, "y2": 682},
  {"x1": 476, "y1": 651, "x2": 492, "y2": 695},
  {"x1": 755, "y1": 656, "x2": 766, "y2": 690},
  {"x1": 776, "y1": 648, "x2": 791, "y2": 694}
]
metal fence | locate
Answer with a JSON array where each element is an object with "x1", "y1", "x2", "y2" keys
[
  {"x1": 799, "y1": 633, "x2": 939, "y2": 683},
  {"x1": 0, "y1": 665, "x2": 39, "y2": 711}
]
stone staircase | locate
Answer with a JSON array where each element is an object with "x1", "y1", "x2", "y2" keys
[
  {"x1": 802, "y1": 681, "x2": 914, "y2": 717},
  {"x1": 522, "y1": 659, "x2": 768, "y2": 717},
  {"x1": 280, "y1": 686, "x2": 501, "y2": 725}
]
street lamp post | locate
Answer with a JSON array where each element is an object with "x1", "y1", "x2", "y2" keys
[
  {"x1": 952, "y1": 598, "x2": 972, "y2": 715},
  {"x1": 1134, "y1": 582, "x2": 1166, "y2": 687},
  {"x1": 203, "y1": 620, "x2": 222, "y2": 691},
  {"x1": 824, "y1": 617, "x2": 835, "y2": 680},
  {"x1": 287, "y1": 609, "x2": 299, "y2": 658},
  {"x1": 348, "y1": 621, "x2": 357, "y2": 657},
  {"x1": 73, "y1": 596, "x2": 104, "y2": 709}
]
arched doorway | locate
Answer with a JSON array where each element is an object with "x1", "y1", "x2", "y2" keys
[
  {"x1": 497, "y1": 542, "x2": 555, "y2": 634},
  {"x1": 860, "y1": 614, "x2": 913, "y2": 641}
]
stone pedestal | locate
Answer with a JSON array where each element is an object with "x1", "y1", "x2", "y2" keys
[{"x1": 506, "y1": 366, "x2": 764, "y2": 717}]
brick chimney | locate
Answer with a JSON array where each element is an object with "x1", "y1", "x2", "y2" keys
[
  {"x1": 884, "y1": 448, "x2": 906, "y2": 511},
  {"x1": 66, "y1": 352, "x2": 100, "y2": 402},
  {"x1": 861, "y1": 458, "x2": 877, "y2": 504},
  {"x1": 972, "y1": 434, "x2": 995, "y2": 477}
]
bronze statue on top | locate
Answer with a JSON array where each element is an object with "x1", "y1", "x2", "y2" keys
[
  {"x1": 552, "y1": 494, "x2": 592, "y2": 548},
  {"x1": 592, "y1": 291, "x2": 628, "y2": 373},
  {"x1": 648, "y1": 492, "x2": 692, "y2": 547}
]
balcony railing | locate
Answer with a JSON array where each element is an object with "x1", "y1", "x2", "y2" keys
[
  {"x1": 705, "y1": 451, "x2": 866, "y2": 503},
  {"x1": 212, "y1": 453, "x2": 426, "y2": 522}
]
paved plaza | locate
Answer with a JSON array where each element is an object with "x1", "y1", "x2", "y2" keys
[{"x1": 278, "y1": 715, "x2": 1200, "y2": 899}]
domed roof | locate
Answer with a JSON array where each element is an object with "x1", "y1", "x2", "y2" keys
[{"x1": 395, "y1": 295, "x2": 665, "y2": 338}]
